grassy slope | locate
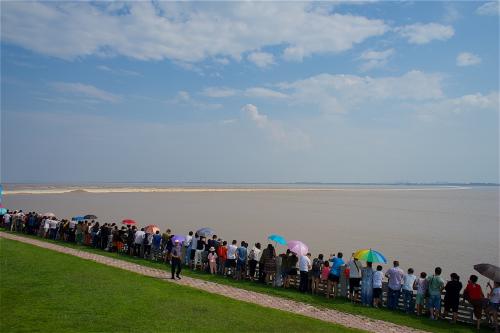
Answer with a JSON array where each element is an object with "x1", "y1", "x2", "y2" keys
[
  {"x1": 0, "y1": 238, "x2": 358, "y2": 333},
  {"x1": 1, "y1": 231, "x2": 492, "y2": 333}
]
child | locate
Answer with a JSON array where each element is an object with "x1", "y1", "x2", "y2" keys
[
  {"x1": 372, "y1": 265, "x2": 384, "y2": 308},
  {"x1": 321, "y1": 261, "x2": 330, "y2": 281},
  {"x1": 464, "y1": 275, "x2": 484, "y2": 330},
  {"x1": 208, "y1": 247, "x2": 218, "y2": 274},
  {"x1": 414, "y1": 272, "x2": 428, "y2": 316}
]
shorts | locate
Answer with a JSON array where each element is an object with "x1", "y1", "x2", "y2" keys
[
  {"x1": 236, "y1": 260, "x2": 246, "y2": 271},
  {"x1": 470, "y1": 299, "x2": 483, "y2": 319},
  {"x1": 349, "y1": 278, "x2": 361, "y2": 293},
  {"x1": 328, "y1": 274, "x2": 340, "y2": 282},
  {"x1": 444, "y1": 300, "x2": 459, "y2": 313},
  {"x1": 489, "y1": 302, "x2": 500, "y2": 312},
  {"x1": 225, "y1": 259, "x2": 236, "y2": 268},
  {"x1": 373, "y1": 288, "x2": 382, "y2": 298},
  {"x1": 415, "y1": 293, "x2": 425, "y2": 305},
  {"x1": 428, "y1": 294, "x2": 441, "y2": 310}
]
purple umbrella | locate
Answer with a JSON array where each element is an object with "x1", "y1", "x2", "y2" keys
[
  {"x1": 171, "y1": 235, "x2": 186, "y2": 244},
  {"x1": 287, "y1": 240, "x2": 309, "y2": 256}
]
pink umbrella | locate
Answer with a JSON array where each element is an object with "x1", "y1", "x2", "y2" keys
[
  {"x1": 287, "y1": 240, "x2": 309, "y2": 256},
  {"x1": 144, "y1": 224, "x2": 160, "y2": 234}
]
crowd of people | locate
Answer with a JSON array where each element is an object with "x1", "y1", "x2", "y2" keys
[{"x1": 2, "y1": 209, "x2": 499, "y2": 331}]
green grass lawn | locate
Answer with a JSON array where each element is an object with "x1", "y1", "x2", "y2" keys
[
  {"x1": 0, "y1": 238, "x2": 359, "y2": 333},
  {"x1": 1, "y1": 231, "x2": 493, "y2": 333}
]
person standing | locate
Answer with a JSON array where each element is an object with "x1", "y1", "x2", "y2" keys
[
  {"x1": 248, "y1": 243, "x2": 262, "y2": 280},
  {"x1": 402, "y1": 268, "x2": 417, "y2": 314},
  {"x1": 226, "y1": 240, "x2": 238, "y2": 276},
  {"x1": 360, "y1": 261, "x2": 374, "y2": 306},
  {"x1": 133, "y1": 228, "x2": 145, "y2": 257},
  {"x1": 208, "y1": 247, "x2": 217, "y2": 274},
  {"x1": 217, "y1": 241, "x2": 228, "y2": 275},
  {"x1": 442, "y1": 273, "x2": 462, "y2": 323},
  {"x1": 327, "y1": 252, "x2": 345, "y2": 299},
  {"x1": 235, "y1": 241, "x2": 248, "y2": 280},
  {"x1": 348, "y1": 255, "x2": 362, "y2": 302},
  {"x1": 385, "y1": 260, "x2": 405, "y2": 310},
  {"x1": 487, "y1": 281, "x2": 500, "y2": 333},
  {"x1": 170, "y1": 240, "x2": 182, "y2": 280},
  {"x1": 152, "y1": 230, "x2": 162, "y2": 260},
  {"x1": 463, "y1": 274, "x2": 484, "y2": 330},
  {"x1": 427, "y1": 267, "x2": 445, "y2": 320},
  {"x1": 372, "y1": 265, "x2": 384, "y2": 308},
  {"x1": 311, "y1": 254, "x2": 324, "y2": 294},
  {"x1": 299, "y1": 253, "x2": 312, "y2": 292},
  {"x1": 415, "y1": 272, "x2": 428, "y2": 316},
  {"x1": 184, "y1": 231, "x2": 193, "y2": 265}
]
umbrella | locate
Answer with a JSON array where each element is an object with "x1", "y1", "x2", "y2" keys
[
  {"x1": 474, "y1": 263, "x2": 500, "y2": 282},
  {"x1": 144, "y1": 224, "x2": 160, "y2": 234},
  {"x1": 287, "y1": 240, "x2": 309, "y2": 256},
  {"x1": 0, "y1": 208, "x2": 6, "y2": 215},
  {"x1": 196, "y1": 227, "x2": 216, "y2": 238},
  {"x1": 84, "y1": 214, "x2": 97, "y2": 220},
  {"x1": 43, "y1": 212, "x2": 56, "y2": 218},
  {"x1": 72, "y1": 216, "x2": 85, "y2": 221},
  {"x1": 122, "y1": 219, "x2": 136, "y2": 225},
  {"x1": 354, "y1": 249, "x2": 387, "y2": 264},
  {"x1": 268, "y1": 234, "x2": 287, "y2": 245},
  {"x1": 171, "y1": 235, "x2": 186, "y2": 244}
]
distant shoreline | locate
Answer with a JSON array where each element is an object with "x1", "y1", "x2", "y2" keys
[{"x1": 2, "y1": 185, "x2": 477, "y2": 195}]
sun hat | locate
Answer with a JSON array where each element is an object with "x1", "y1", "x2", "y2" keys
[{"x1": 209, "y1": 246, "x2": 215, "y2": 251}]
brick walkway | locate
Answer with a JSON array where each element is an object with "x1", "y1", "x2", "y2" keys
[{"x1": 0, "y1": 232, "x2": 428, "y2": 333}]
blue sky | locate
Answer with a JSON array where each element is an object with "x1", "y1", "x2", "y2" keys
[{"x1": 1, "y1": 1, "x2": 499, "y2": 183}]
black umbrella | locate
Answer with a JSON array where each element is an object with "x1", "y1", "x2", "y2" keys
[
  {"x1": 474, "y1": 263, "x2": 500, "y2": 282},
  {"x1": 84, "y1": 214, "x2": 97, "y2": 220}
]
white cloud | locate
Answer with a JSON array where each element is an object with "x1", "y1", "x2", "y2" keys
[
  {"x1": 50, "y1": 82, "x2": 121, "y2": 103},
  {"x1": 247, "y1": 51, "x2": 275, "y2": 68},
  {"x1": 415, "y1": 92, "x2": 499, "y2": 120},
  {"x1": 244, "y1": 87, "x2": 288, "y2": 99},
  {"x1": 277, "y1": 70, "x2": 444, "y2": 113},
  {"x1": 97, "y1": 65, "x2": 141, "y2": 76},
  {"x1": 456, "y1": 52, "x2": 482, "y2": 67},
  {"x1": 168, "y1": 91, "x2": 222, "y2": 110},
  {"x1": 397, "y1": 23, "x2": 454, "y2": 44},
  {"x1": 476, "y1": 2, "x2": 499, "y2": 16},
  {"x1": 242, "y1": 104, "x2": 310, "y2": 149},
  {"x1": 358, "y1": 48, "x2": 394, "y2": 72},
  {"x1": 1, "y1": 2, "x2": 388, "y2": 65},
  {"x1": 201, "y1": 87, "x2": 238, "y2": 98}
]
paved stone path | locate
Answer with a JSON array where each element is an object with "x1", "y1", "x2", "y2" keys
[{"x1": 1, "y1": 232, "x2": 428, "y2": 333}]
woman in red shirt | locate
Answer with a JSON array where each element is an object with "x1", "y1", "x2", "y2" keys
[
  {"x1": 217, "y1": 241, "x2": 228, "y2": 275},
  {"x1": 463, "y1": 275, "x2": 484, "y2": 330}
]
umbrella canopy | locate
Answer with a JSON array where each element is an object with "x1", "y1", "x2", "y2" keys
[
  {"x1": 84, "y1": 214, "x2": 97, "y2": 220},
  {"x1": 144, "y1": 224, "x2": 160, "y2": 234},
  {"x1": 171, "y1": 235, "x2": 186, "y2": 244},
  {"x1": 268, "y1": 234, "x2": 287, "y2": 245},
  {"x1": 196, "y1": 227, "x2": 216, "y2": 238},
  {"x1": 354, "y1": 249, "x2": 387, "y2": 264},
  {"x1": 122, "y1": 219, "x2": 136, "y2": 225},
  {"x1": 474, "y1": 263, "x2": 500, "y2": 282},
  {"x1": 0, "y1": 208, "x2": 6, "y2": 215},
  {"x1": 72, "y1": 216, "x2": 85, "y2": 221},
  {"x1": 287, "y1": 240, "x2": 309, "y2": 256},
  {"x1": 43, "y1": 212, "x2": 56, "y2": 218}
]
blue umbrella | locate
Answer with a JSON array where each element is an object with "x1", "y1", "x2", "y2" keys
[
  {"x1": 72, "y1": 216, "x2": 85, "y2": 221},
  {"x1": 172, "y1": 235, "x2": 186, "y2": 244},
  {"x1": 268, "y1": 234, "x2": 287, "y2": 245}
]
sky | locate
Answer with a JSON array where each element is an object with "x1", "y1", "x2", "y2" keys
[{"x1": 1, "y1": 1, "x2": 499, "y2": 184}]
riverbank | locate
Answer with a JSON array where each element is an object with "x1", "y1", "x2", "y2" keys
[
  {"x1": 1, "y1": 229, "x2": 492, "y2": 333},
  {"x1": 0, "y1": 237, "x2": 359, "y2": 333}
]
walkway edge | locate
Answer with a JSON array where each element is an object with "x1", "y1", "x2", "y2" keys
[{"x1": 0, "y1": 232, "x2": 428, "y2": 333}]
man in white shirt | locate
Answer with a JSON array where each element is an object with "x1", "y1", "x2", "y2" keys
[
  {"x1": 299, "y1": 253, "x2": 312, "y2": 293},
  {"x1": 48, "y1": 218, "x2": 59, "y2": 240},
  {"x1": 226, "y1": 240, "x2": 238, "y2": 276},
  {"x1": 134, "y1": 228, "x2": 146, "y2": 257},
  {"x1": 3, "y1": 213, "x2": 11, "y2": 229},
  {"x1": 385, "y1": 260, "x2": 405, "y2": 310},
  {"x1": 402, "y1": 268, "x2": 417, "y2": 313}
]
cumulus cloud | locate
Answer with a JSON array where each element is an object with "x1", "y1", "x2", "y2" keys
[
  {"x1": 201, "y1": 87, "x2": 238, "y2": 98},
  {"x1": 277, "y1": 70, "x2": 445, "y2": 113},
  {"x1": 247, "y1": 52, "x2": 275, "y2": 68},
  {"x1": 0, "y1": 2, "x2": 388, "y2": 65},
  {"x1": 242, "y1": 104, "x2": 310, "y2": 148},
  {"x1": 168, "y1": 91, "x2": 222, "y2": 110},
  {"x1": 476, "y1": 2, "x2": 499, "y2": 16},
  {"x1": 456, "y1": 52, "x2": 482, "y2": 67},
  {"x1": 244, "y1": 87, "x2": 288, "y2": 99},
  {"x1": 50, "y1": 82, "x2": 121, "y2": 103},
  {"x1": 396, "y1": 23, "x2": 454, "y2": 44},
  {"x1": 358, "y1": 48, "x2": 394, "y2": 72}
]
